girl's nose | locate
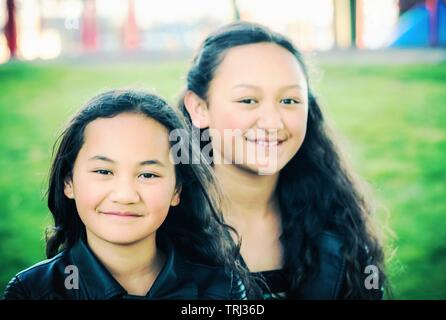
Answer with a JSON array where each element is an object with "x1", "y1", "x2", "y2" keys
[
  {"x1": 109, "y1": 178, "x2": 140, "y2": 204},
  {"x1": 257, "y1": 105, "x2": 285, "y2": 130}
]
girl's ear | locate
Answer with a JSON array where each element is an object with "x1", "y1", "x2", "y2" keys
[
  {"x1": 170, "y1": 185, "x2": 182, "y2": 207},
  {"x1": 64, "y1": 178, "x2": 75, "y2": 199},
  {"x1": 183, "y1": 90, "x2": 209, "y2": 129}
]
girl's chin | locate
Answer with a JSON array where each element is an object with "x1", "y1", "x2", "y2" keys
[
  {"x1": 235, "y1": 162, "x2": 282, "y2": 176},
  {"x1": 87, "y1": 228, "x2": 156, "y2": 246},
  {"x1": 97, "y1": 235, "x2": 153, "y2": 246}
]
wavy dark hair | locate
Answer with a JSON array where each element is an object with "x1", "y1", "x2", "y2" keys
[
  {"x1": 45, "y1": 89, "x2": 255, "y2": 296},
  {"x1": 178, "y1": 22, "x2": 389, "y2": 299}
]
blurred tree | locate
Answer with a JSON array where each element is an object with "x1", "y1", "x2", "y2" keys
[
  {"x1": 350, "y1": 0, "x2": 356, "y2": 48},
  {"x1": 232, "y1": 0, "x2": 240, "y2": 21},
  {"x1": 333, "y1": 0, "x2": 358, "y2": 49}
]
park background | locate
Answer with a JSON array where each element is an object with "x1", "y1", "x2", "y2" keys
[{"x1": 1, "y1": 0, "x2": 445, "y2": 299}]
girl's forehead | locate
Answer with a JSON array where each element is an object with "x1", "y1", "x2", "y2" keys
[
  {"x1": 80, "y1": 113, "x2": 172, "y2": 158},
  {"x1": 220, "y1": 42, "x2": 299, "y2": 66},
  {"x1": 85, "y1": 113, "x2": 167, "y2": 133},
  {"x1": 210, "y1": 43, "x2": 307, "y2": 91}
]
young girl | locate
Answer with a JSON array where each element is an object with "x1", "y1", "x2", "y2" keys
[
  {"x1": 180, "y1": 22, "x2": 388, "y2": 299},
  {"x1": 4, "y1": 89, "x2": 249, "y2": 300}
]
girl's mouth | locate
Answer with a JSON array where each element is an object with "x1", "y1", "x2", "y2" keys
[
  {"x1": 244, "y1": 137, "x2": 285, "y2": 147},
  {"x1": 100, "y1": 211, "x2": 143, "y2": 218}
]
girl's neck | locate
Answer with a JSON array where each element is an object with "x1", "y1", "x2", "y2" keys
[
  {"x1": 85, "y1": 231, "x2": 165, "y2": 296},
  {"x1": 214, "y1": 164, "x2": 280, "y2": 221}
]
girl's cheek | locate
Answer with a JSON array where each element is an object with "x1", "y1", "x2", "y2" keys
[
  {"x1": 209, "y1": 101, "x2": 251, "y2": 130},
  {"x1": 142, "y1": 183, "x2": 177, "y2": 211},
  {"x1": 213, "y1": 111, "x2": 252, "y2": 132},
  {"x1": 76, "y1": 186, "x2": 103, "y2": 212},
  {"x1": 72, "y1": 173, "x2": 107, "y2": 210},
  {"x1": 288, "y1": 109, "x2": 308, "y2": 133}
]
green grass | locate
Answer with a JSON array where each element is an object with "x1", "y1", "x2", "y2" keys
[{"x1": 0, "y1": 60, "x2": 445, "y2": 299}]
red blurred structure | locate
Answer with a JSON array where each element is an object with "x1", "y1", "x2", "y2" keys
[
  {"x1": 123, "y1": 0, "x2": 139, "y2": 50},
  {"x1": 4, "y1": 0, "x2": 17, "y2": 59},
  {"x1": 81, "y1": 0, "x2": 98, "y2": 52}
]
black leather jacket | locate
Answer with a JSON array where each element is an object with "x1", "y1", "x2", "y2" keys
[
  {"x1": 298, "y1": 231, "x2": 349, "y2": 299},
  {"x1": 289, "y1": 231, "x2": 383, "y2": 299},
  {"x1": 250, "y1": 231, "x2": 383, "y2": 300},
  {"x1": 3, "y1": 234, "x2": 244, "y2": 300}
]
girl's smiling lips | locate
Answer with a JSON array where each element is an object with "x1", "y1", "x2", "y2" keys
[
  {"x1": 243, "y1": 130, "x2": 289, "y2": 147},
  {"x1": 244, "y1": 137, "x2": 287, "y2": 147},
  {"x1": 100, "y1": 211, "x2": 143, "y2": 218}
]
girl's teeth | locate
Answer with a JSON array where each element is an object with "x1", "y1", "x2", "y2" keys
[
  {"x1": 251, "y1": 140, "x2": 279, "y2": 146},
  {"x1": 245, "y1": 137, "x2": 282, "y2": 146}
]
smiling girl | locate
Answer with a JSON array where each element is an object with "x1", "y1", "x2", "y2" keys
[
  {"x1": 4, "y1": 90, "x2": 249, "y2": 300},
  {"x1": 180, "y1": 22, "x2": 388, "y2": 299}
]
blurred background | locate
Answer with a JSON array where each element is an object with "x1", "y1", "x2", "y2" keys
[{"x1": 0, "y1": 0, "x2": 445, "y2": 299}]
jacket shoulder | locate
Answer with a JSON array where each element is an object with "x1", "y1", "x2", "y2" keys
[
  {"x1": 301, "y1": 231, "x2": 384, "y2": 300},
  {"x1": 175, "y1": 256, "x2": 235, "y2": 299},
  {"x1": 3, "y1": 275, "x2": 28, "y2": 300},
  {"x1": 3, "y1": 251, "x2": 69, "y2": 300},
  {"x1": 186, "y1": 262, "x2": 247, "y2": 300},
  {"x1": 318, "y1": 230, "x2": 344, "y2": 255}
]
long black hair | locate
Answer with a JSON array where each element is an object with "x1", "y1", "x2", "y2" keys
[
  {"x1": 46, "y1": 89, "x2": 255, "y2": 296},
  {"x1": 178, "y1": 22, "x2": 389, "y2": 299}
]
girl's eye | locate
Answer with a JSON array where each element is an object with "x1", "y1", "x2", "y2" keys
[
  {"x1": 139, "y1": 173, "x2": 159, "y2": 179},
  {"x1": 93, "y1": 169, "x2": 112, "y2": 175},
  {"x1": 280, "y1": 98, "x2": 300, "y2": 105},
  {"x1": 238, "y1": 98, "x2": 258, "y2": 105}
]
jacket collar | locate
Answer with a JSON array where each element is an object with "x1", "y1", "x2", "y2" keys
[{"x1": 68, "y1": 232, "x2": 232, "y2": 299}]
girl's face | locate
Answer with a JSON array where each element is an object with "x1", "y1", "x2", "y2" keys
[
  {"x1": 64, "y1": 113, "x2": 180, "y2": 245},
  {"x1": 187, "y1": 42, "x2": 308, "y2": 175}
]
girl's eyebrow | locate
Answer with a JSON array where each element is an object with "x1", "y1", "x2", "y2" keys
[
  {"x1": 232, "y1": 84, "x2": 304, "y2": 90},
  {"x1": 280, "y1": 84, "x2": 304, "y2": 91},
  {"x1": 231, "y1": 84, "x2": 261, "y2": 90},
  {"x1": 88, "y1": 155, "x2": 164, "y2": 167},
  {"x1": 89, "y1": 155, "x2": 115, "y2": 163},
  {"x1": 139, "y1": 159, "x2": 164, "y2": 167}
]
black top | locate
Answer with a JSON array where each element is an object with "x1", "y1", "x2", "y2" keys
[
  {"x1": 3, "y1": 233, "x2": 245, "y2": 300},
  {"x1": 252, "y1": 269, "x2": 288, "y2": 299}
]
